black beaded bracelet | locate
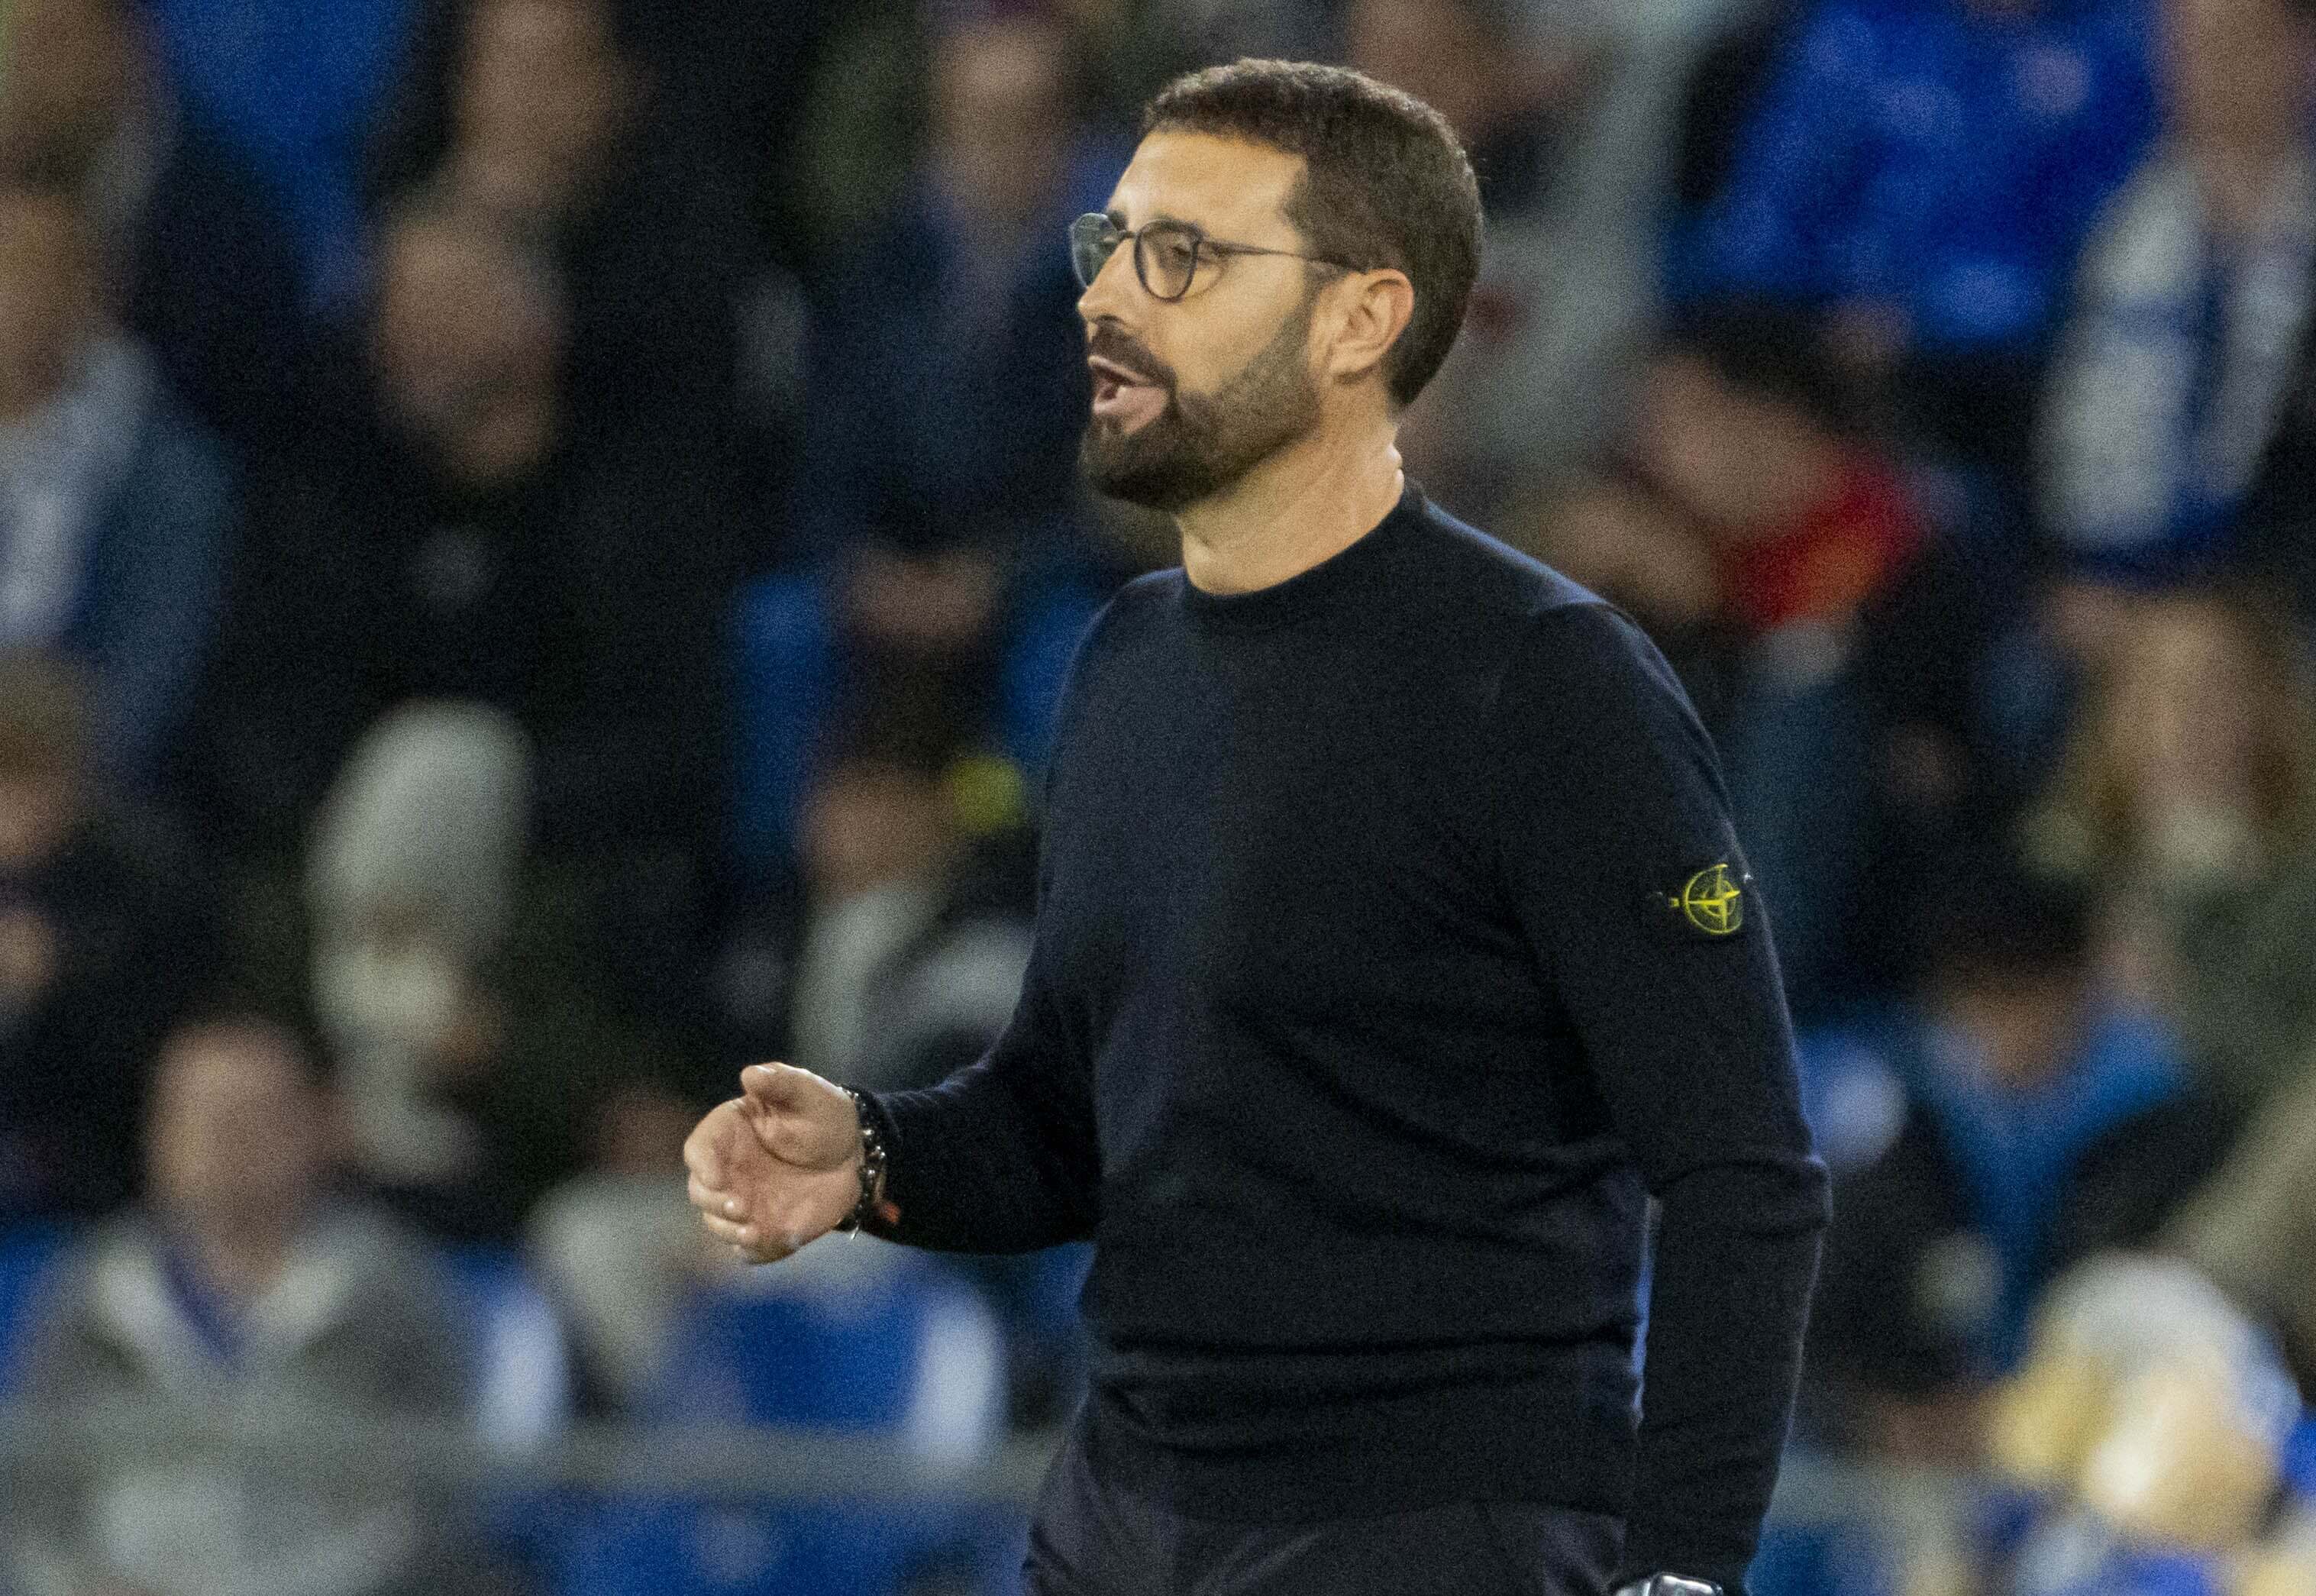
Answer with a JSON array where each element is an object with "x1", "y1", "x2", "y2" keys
[{"x1": 835, "y1": 1087, "x2": 896, "y2": 1233}]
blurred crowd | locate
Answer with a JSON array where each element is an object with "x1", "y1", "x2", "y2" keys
[{"x1": 6, "y1": 0, "x2": 2316, "y2": 1591}]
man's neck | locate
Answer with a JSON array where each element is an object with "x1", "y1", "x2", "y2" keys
[{"x1": 1175, "y1": 416, "x2": 1406, "y2": 596}]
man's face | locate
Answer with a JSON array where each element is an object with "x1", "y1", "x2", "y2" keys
[
  {"x1": 0, "y1": 0, "x2": 133, "y2": 181},
  {"x1": 147, "y1": 1026, "x2": 327, "y2": 1240},
  {"x1": 371, "y1": 217, "x2": 562, "y2": 482},
  {"x1": 0, "y1": 189, "x2": 95, "y2": 418},
  {"x1": 454, "y1": 0, "x2": 630, "y2": 200},
  {"x1": 1938, "y1": 971, "x2": 2085, "y2": 1093},
  {"x1": 932, "y1": 17, "x2": 1071, "y2": 235},
  {"x1": 1075, "y1": 132, "x2": 1327, "y2": 513}
]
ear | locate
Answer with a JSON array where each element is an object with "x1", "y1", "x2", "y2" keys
[{"x1": 1320, "y1": 268, "x2": 1416, "y2": 390}]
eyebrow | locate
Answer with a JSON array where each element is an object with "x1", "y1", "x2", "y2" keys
[{"x1": 1103, "y1": 208, "x2": 1207, "y2": 234}]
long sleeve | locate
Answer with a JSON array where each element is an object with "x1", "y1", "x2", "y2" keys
[
  {"x1": 861, "y1": 921, "x2": 1100, "y2": 1253},
  {"x1": 1491, "y1": 603, "x2": 1827, "y2": 1594},
  {"x1": 858, "y1": 614, "x2": 1107, "y2": 1255}
]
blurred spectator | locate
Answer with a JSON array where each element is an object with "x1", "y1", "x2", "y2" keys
[
  {"x1": 2234, "y1": 260, "x2": 2316, "y2": 623},
  {"x1": 721, "y1": 689, "x2": 1068, "y2": 1436},
  {"x1": 722, "y1": 14, "x2": 1131, "y2": 881},
  {"x1": 0, "y1": 0, "x2": 312, "y2": 460},
  {"x1": 3, "y1": 1011, "x2": 505, "y2": 1595},
  {"x1": 1672, "y1": 0, "x2": 2156, "y2": 473},
  {"x1": 0, "y1": 176, "x2": 233, "y2": 787},
  {"x1": 603, "y1": 0, "x2": 841, "y2": 281},
  {"x1": 138, "y1": 0, "x2": 416, "y2": 306},
  {"x1": 306, "y1": 703, "x2": 526, "y2": 1212},
  {"x1": 2039, "y1": 0, "x2": 2316, "y2": 590},
  {"x1": 1804, "y1": 853, "x2": 2230, "y2": 1465},
  {"x1": 421, "y1": 0, "x2": 638, "y2": 235},
  {"x1": 1989, "y1": 1256, "x2": 2300, "y2": 1585},
  {"x1": 372, "y1": 0, "x2": 767, "y2": 506},
  {"x1": 305, "y1": 701, "x2": 669, "y2": 1243},
  {"x1": 531, "y1": 1068, "x2": 1035, "y2": 1444},
  {"x1": 795, "y1": 4, "x2": 1109, "y2": 566},
  {"x1": 1668, "y1": 0, "x2": 1804, "y2": 221},
  {"x1": 776, "y1": 0, "x2": 951, "y2": 278},
  {"x1": 379, "y1": 0, "x2": 839, "y2": 276},
  {"x1": 528, "y1": 1077, "x2": 712, "y2": 1410},
  {"x1": 0, "y1": 652, "x2": 216, "y2": 1222},
  {"x1": 2169, "y1": 1065, "x2": 2316, "y2": 1398},
  {"x1": 1529, "y1": 307, "x2": 1924, "y2": 1010},
  {"x1": 729, "y1": 494, "x2": 1105, "y2": 874},
  {"x1": 745, "y1": 719, "x2": 1034, "y2": 1094},
  {"x1": 2026, "y1": 586, "x2": 2316, "y2": 1116},
  {"x1": 555, "y1": 1232, "x2": 1009, "y2": 1591},
  {"x1": 1358, "y1": 0, "x2": 1715, "y2": 521},
  {"x1": 194, "y1": 203, "x2": 729, "y2": 938}
]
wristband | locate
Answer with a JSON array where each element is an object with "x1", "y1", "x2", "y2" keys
[{"x1": 835, "y1": 1087, "x2": 900, "y2": 1233}]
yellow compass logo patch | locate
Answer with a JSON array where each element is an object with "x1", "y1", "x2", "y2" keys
[{"x1": 1665, "y1": 861, "x2": 1745, "y2": 938}]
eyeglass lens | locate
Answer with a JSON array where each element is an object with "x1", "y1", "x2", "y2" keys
[
  {"x1": 1137, "y1": 226, "x2": 1199, "y2": 299},
  {"x1": 1069, "y1": 215, "x2": 1114, "y2": 292},
  {"x1": 1068, "y1": 216, "x2": 1200, "y2": 300}
]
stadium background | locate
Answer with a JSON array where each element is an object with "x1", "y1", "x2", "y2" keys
[{"x1": 5, "y1": 0, "x2": 2316, "y2": 1590}]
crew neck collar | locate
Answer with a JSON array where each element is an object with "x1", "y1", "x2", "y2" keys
[{"x1": 1180, "y1": 483, "x2": 1426, "y2": 635}]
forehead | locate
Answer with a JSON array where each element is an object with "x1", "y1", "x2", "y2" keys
[
  {"x1": 158, "y1": 1031, "x2": 305, "y2": 1104},
  {"x1": 938, "y1": 17, "x2": 1069, "y2": 94},
  {"x1": 1105, "y1": 131, "x2": 1307, "y2": 241},
  {"x1": 473, "y1": 0, "x2": 610, "y2": 55}
]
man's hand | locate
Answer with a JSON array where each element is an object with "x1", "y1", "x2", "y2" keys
[{"x1": 683, "y1": 1063, "x2": 864, "y2": 1264}]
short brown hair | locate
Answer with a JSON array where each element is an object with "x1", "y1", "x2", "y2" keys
[{"x1": 1144, "y1": 58, "x2": 1482, "y2": 409}]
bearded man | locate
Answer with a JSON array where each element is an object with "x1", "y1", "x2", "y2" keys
[{"x1": 686, "y1": 58, "x2": 1825, "y2": 1596}]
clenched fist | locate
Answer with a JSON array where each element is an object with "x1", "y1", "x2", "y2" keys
[{"x1": 683, "y1": 1063, "x2": 864, "y2": 1263}]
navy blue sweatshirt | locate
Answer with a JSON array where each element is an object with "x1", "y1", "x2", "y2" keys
[{"x1": 864, "y1": 486, "x2": 1826, "y2": 1591}]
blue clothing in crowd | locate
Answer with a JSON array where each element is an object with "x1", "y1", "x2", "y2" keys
[
  {"x1": 141, "y1": 0, "x2": 417, "y2": 307},
  {"x1": 1907, "y1": 1005, "x2": 2181, "y2": 1357},
  {"x1": 0, "y1": 345, "x2": 234, "y2": 784},
  {"x1": 52, "y1": 410, "x2": 231, "y2": 783},
  {"x1": 2040, "y1": 148, "x2": 2316, "y2": 584},
  {"x1": 1801, "y1": 1000, "x2": 2193, "y2": 1374},
  {"x1": 1672, "y1": 0, "x2": 2156, "y2": 358}
]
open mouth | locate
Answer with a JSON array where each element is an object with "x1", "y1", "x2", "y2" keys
[{"x1": 1089, "y1": 355, "x2": 1167, "y2": 430}]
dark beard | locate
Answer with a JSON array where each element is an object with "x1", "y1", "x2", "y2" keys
[{"x1": 1079, "y1": 290, "x2": 1323, "y2": 514}]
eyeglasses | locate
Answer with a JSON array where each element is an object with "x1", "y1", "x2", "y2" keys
[{"x1": 1069, "y1": 213, "x2": 1357, "y2": 302}]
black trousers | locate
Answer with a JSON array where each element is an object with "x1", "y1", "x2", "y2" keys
[{"x1": 1022, "y1": 1426, "x2": 1623, "y2": 1596}]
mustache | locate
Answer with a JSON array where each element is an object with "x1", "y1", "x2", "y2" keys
[{"x1": 1087, "y1": 325, "x2": 1174, "y2": 389}]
